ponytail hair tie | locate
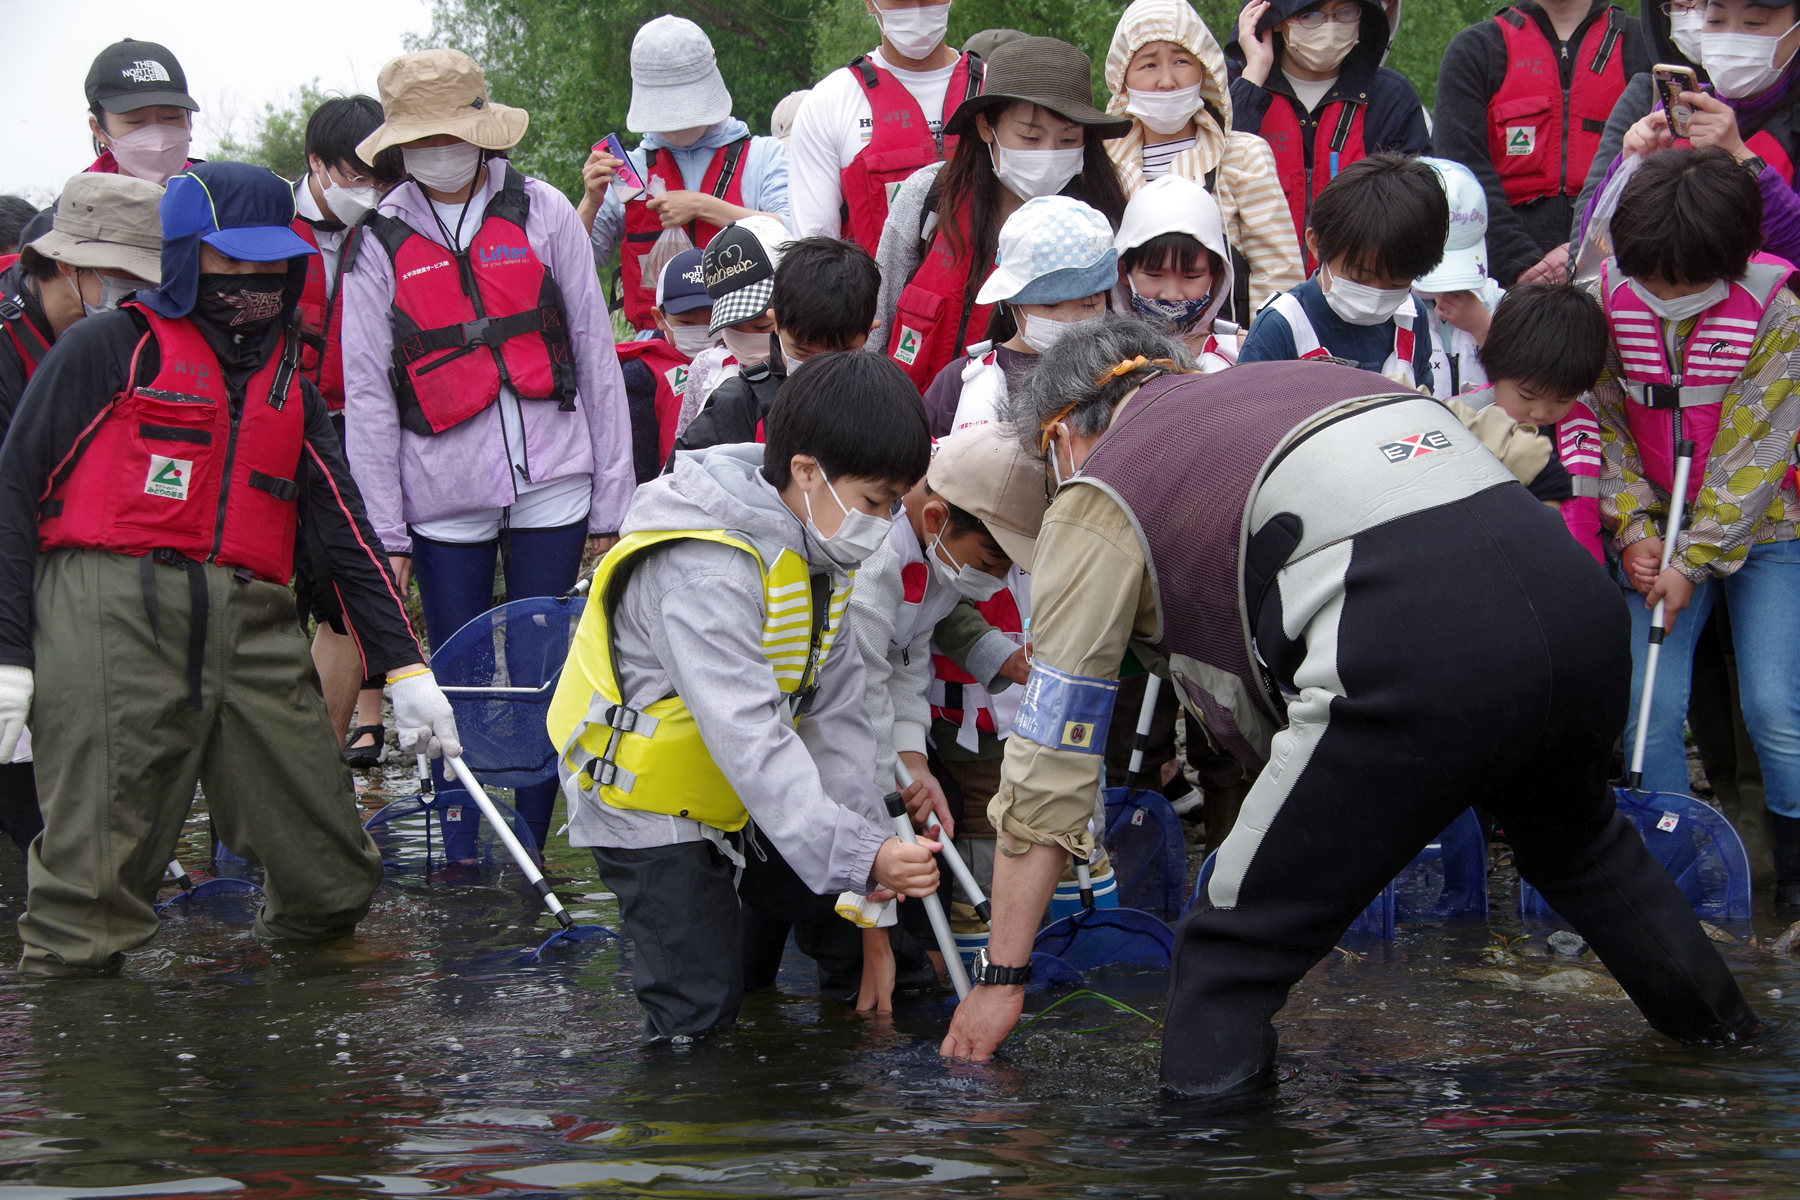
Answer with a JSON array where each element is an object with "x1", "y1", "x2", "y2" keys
[{"x1": 1093, "y1": 355, "x2": 1180, "y2": 386}]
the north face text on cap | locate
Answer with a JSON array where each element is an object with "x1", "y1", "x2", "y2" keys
[{"x1": 121, "y1": 60, "x2": 172, "y2": 83}]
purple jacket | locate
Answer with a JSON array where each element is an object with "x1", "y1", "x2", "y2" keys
[{"x1": 342, "y1": 165, "x2": 633, "y2": 553}]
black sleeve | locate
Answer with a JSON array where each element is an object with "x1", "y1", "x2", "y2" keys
[
  {"x1": 295, "y1": 376, "x2": 423, "y2": 676},
  {"x1": 619, "y1": 358, "x2": 662, "y2": 485},
  {"x1": 1526, "y1": 449, "x2": 1574, "y2": 502},
  {"x1": 667, "y1": 375, "x2": 757, "y2": 464},
  {"x1": 1228, "y1": 72, "x2": 1271, "y2": 134},
  {"x1": 922, "y1": 355, "x2": 970, "y2": 439},
  {"x1": 1366, "y1": 68, "x2": 1432, "y2": 157},
  {"x1": 1434, "y1": 22, "x2": 1546, "y2": 286},
  {"x1": 0, "y1": 310, "x2": 142, "y2": 669},
  {"x1": 0, "y1": 340, "x2": 26, "y2": 443}
]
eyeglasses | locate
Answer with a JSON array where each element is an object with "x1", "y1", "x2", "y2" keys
[
  {"x1": 1290, "y1": 5, "x2": 1363, "y2": 28},
  {"x1": 1658, "y1": 1, "x2": 1702, "y2": 12}
]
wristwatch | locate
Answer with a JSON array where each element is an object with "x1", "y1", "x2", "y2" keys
[
  {"x1": 1741, "y1": 154, "x2": 1769, "y2": 175},
  {"x1": 970, "y1": 948, "x2": 1032, "y2": 986}
]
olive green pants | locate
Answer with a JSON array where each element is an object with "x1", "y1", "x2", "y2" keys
[{"x1": 18, "y1": 549, "x2": 383, "y2": 975}]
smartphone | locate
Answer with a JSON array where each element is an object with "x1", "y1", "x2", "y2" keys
[
  {"x1": 593, "y1": 133, "x2": 646, "y2": 201},
  {"x1": 1653, "y1": 63, "x2": 1700, "y2": 139}
]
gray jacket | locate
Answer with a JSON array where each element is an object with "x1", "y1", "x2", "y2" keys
[
  {"x1": 872, "y1": 163, "x2": 945, "y2": 359},
  {"x1": 564, "y1": 444, "x2": 891, "y2": 896}
]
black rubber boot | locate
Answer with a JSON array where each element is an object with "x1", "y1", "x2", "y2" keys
[{"x1": 1772, "y1": 814, "x2": 1800, "y2": 910}]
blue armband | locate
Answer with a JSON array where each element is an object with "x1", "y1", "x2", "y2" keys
[{"x1": 1012, "y1": 663, "x2": 1119, "y2": 754}]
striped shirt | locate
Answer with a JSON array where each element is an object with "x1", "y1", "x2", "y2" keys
[{"x1": 1142, "y1": 137, "x2": 1196, "y2": 182}]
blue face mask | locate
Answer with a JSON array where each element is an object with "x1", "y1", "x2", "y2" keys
[{"x1": 1129, "y1": 288, "x2": 1211, "y2": 330}]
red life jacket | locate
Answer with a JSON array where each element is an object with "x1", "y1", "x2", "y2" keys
[
  {"x1": 0, "y1": 288, "x2": 52, "y2": 384},
  {"x1": 618, "y1": 138, "x2": 749, "y2": 331},
  {"x1": 616, "y1": 337, "x2": 690, "y2": 464},
  {"x1": 38, "y1": 304, "x2": 307, "y2": 584},
  {"x1": 367, "y1": 164, "x2": 577, "y2": 436},
  {"x1": 1259, "y1": 94, "x2": 1367, "y2": 272},
  {"x1": 839, "y1": 52, "x2": 984, "y2": 249},
  {"x1": 888, "y1": 203, "x2": 994, "y2": 392},
  {"x1": 930, "y1": 579, "x2": 1027, "y2": 743},
  {"x1": 292, "y1": 216, "x2": 359, "y2": 412},
  {"x1": 1486, "y1": 6, "x2": 1628, "y2": 207}
]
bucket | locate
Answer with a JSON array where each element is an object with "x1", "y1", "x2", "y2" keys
[{"x1": 1046, "y1": 865, "x2": 1118, "y2": 924}]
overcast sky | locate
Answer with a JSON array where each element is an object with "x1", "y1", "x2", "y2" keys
[{"x1": 2, "y1": 0, "x2": 432, "y2": 202}]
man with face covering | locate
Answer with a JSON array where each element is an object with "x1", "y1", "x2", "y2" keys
[
  {"x1": 1226, "y1": 0, "x2": 1431, "y2": 270},
  {"x1": 0, "y1": 161, "x2": 461, "y2": 975}
]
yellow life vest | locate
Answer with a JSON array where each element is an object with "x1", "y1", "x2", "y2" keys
[{"x1": 546, "y1": 528, "x2": 853, "y2": 831}]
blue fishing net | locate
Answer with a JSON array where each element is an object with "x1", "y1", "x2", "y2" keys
[
  {"x1": 1033, "y1": 906, "x2": 1173, "y2": 973},
  {"x1": 364, "y1": 790, "x2": 540, "y2": 872},
  {"x1": 430, "y1": 594, "x2": 587, "y2": 789},
  {"x1": 1102, "y1": 785, "x2": 1188, "y2": 922},
  {"x1": 1519, "y1": 789, "x2": 1752, "y2": 921}
]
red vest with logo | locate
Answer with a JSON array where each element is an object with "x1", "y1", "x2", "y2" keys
[
  {"x1": 292, "y1": 216, "x2": 355, "y2": 412},
  {"x1": 840, "y1": 52, "x2": 984, "y2": 249},
  {"x1": 616, "y1": 337, "x2": 690, "y2": 464},
  {"x1": 368, "y1": 165, "x2": 577, "y2": 436},
  {"x1": 1486, "y1": 6, "x2": 1628, "y2": 207},
  {"x1": 930, "y1": 581, "x2": 1027, "y2": 742},
  {"x1": 888, "y1": 205, "x2": 994, "y2": 392},
  {"x1": 38, "y1": 304, "x2": 307, "y2": 583},
  {"x1": 1260, "y1": 95, "x2": 1367, "y2": 271},
  {"x1": 619, "y1": 139, "x2": 749, "y2": 331},
  {"x1": 1600, "y1": 253, "x2": 1795, "y2": 503}
]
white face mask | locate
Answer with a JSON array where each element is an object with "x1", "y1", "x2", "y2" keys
[
  {"x1": 66, "y1": 269, "x2": 139, "y2": 317},
  {"x1": 1701, "y1": 23, "x2": 1800, "y2": 100},
  {"x1": 1283, "y1": 19, "x2": 1359, "y2": 76},
  {"x1": 990, "y1": 142, "x2": 1087, "y2": 202},
  {"x1": 875, "y1": 1, "x2": 952, "y2": 60},
  {"x1": 927, "y1": 529, "x2": 1008, "y2": 601},
  {"x1": 721, "y1": 325, "x2": 771, "y2": 365},
  {"x1": 403, "y1": 142, "x2": 484, "y2": 192},
  {"x1": 1019, "y1": 311, "x2": 1100, "y2": 352},
  {"x1": 320, "y1": 176, "x2": 378, "y2": 225},
  {"x1": 105, "y1": 123, "x2": 190, "y2": 186},
  {"x1": 803, "y1": 474, "x2": 894, "y2": 567},
  {"x1": 1670, "y1": 9, "x2": 1705, "y2": 62},
  {"x1": 1126, "y1": 84, "x2": 1204, "y2": 136},
  {"x1": 1628, "y1": 277, "x2": 1728, "y2": 322},
  {"x1": 667, "y1": 323, "x2": 718, "y2": 357},
  {"x1": 1321, "y1": 263, "x2": 1411, "y2": 326}
]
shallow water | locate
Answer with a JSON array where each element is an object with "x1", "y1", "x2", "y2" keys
[{"x1": 3, "y1": 762, "x2": 1800, "y2": 1199}]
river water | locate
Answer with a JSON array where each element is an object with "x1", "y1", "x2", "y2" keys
[{"x1": 2, "y1": 761, "x2": 1798, "y2": 1199}]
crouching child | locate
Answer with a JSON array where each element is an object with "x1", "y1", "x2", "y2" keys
[{"x1": 548, "y1": 352, "x2": 942, "y2": 1040}]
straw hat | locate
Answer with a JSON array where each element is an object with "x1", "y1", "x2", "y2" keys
[
  {"x1": 29, "y1": 173, "x2": 165, "y2": 283},
  {"x1": 356, "y1": 50, "x2": 529, "y2": 162}
]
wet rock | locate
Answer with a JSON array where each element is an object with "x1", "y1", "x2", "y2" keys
[
  {"x1": 1478, "y1": 946, "x2": 1521, "y2": 967},
  {"x1": 1547, "y1": 931, "x2": 1587, "y2": 957},
  {"x1": 1769, "y1": 920, "x2": 1800, "y2": 955},
  {"x1": 1700, "y1": 922, "x2": 1740, "y2": 945},
  {"x1": 1456, "y1": 966, "x2": 1628, "y2": 1000}
]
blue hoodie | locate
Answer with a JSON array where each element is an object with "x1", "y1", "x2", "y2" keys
[{"x1": 588, "y1": 118, "x2": 790, "y2": 272}]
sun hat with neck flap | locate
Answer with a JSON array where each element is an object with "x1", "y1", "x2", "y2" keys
[
  {"x1": 29, "y1": 172, "x2": 165, "y2": 283},
  {"x1": 943, "y1": 36, "x2": 1133, "y2": 140},
  {"x1": 137, "y1": 161, "x2": 317, "y2": 321},
  {"x1": 355, "y1": 49, "x2": 529, "y2": 163},
  {"x1": 627, "y1": 15, "x2": 733, "y2": 134}
]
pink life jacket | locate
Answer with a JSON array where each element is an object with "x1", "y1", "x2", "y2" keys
[
  {"x1": 1557, "y1": 397, "x2": 1604, "y2": 564},
  {"x1": 929, "y1": 569, "x2": 1030, "y2": 753},
  {"x1": 1601, "y1": 253, "x2": 1794, "y2": 502}
]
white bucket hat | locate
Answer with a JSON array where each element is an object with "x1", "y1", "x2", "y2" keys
[
  {"x1": 976, "y1": 196, "x2": 1118, "y2": 307},
  {"x1": 627, "y1": 16, "x2": 733, "y2": 134},
  {"x1": 1415, "y1": 157, "x2": 1490, "y2": 293}
]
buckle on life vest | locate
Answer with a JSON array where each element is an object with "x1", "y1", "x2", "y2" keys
[
  {"x1": 579, "y1": 755, "x2": 638, "y2": 794},
  {"x1": 1648, "y1": 383, "x2": 1681, "y2": 410},
  {"x1": 461, "y1": 316, "x2": 498, "y2": 347},
  {"x1": 598, "y1": 703, "x2": 658, "y2": 737}
]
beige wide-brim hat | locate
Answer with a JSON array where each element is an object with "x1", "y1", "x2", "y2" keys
[
  {"x1": 29, "y1": 172, "x2": 164, "y2": 283},
  {"x1": 356, "y1": 49, "x2": 529, "y2": 162},
  {"x1": 928, "y1": 422, "x2": 1050, "y2": 573}
]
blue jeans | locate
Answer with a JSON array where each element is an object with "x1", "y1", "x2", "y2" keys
[
  {"x1": 410, "y1": 520, "x2": 588, "y2": 849},
  {"x1": 1623, "y1": 538, "x2": 1800, "y2": 816}
]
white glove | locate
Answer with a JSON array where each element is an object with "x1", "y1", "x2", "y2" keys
[
  {"x1": 0, "y1": 665, "x2": 31, "y2": 762},
  {"x1": 389, "y1": 669, "x2": 461, "y2": 760}
]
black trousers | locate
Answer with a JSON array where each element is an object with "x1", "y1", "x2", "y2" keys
[
  {"x1": 591, "y1": 842, "x2": 743, "y2": 1040},
  {"x1": 0, "y1": 761, "x2": 41, "y2": 859},
  {"x1": 1165, "y1": 485, "x2": 1757, "y2": 1099}
]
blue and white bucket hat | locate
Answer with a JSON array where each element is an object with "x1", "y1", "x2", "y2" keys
[{"x1": 976, "y1": 196, "x2": 1119, "y2": 307}]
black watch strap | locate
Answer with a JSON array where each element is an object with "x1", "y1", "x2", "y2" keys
[
  {"x1": 1742, "y1": 154, "x2": 1769, "y2": 175},
  {"x1": 972, "y1": 949, "x2": 1032, "y2": 986}
]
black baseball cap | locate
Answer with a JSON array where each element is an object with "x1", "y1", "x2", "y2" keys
[{"x1": 86, "y1": 39, "x2": 198, "y2": 115}]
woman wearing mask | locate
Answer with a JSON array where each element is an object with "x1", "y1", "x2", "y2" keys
[
  {"x1": 873, "y1": 36, "x2": 1130, "y2": 393},
  {"x1": 1103, "y1": 0, "x2": 1302, "y2": 320},
  {"x1": 1596, "y1": 0, "x2": 1800, "y2": 267},
  {"x1": 342, "y1": 50, "x2": 634, "y2": 854},
  {"x1": 83, "y1": 39, "x2": 199, "y2": 186},
  {"x1": 1227, "y1": 0, "x2": 1431, "y2": 271}
]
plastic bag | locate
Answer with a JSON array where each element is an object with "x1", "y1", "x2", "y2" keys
[{"x1": 1572, "y1": 152, "x2": 1643, "y2": 287}]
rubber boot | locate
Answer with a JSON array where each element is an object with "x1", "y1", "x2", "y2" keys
[{"x1": 1772, "y1": 813, "x2": 1800, "y2": 910}]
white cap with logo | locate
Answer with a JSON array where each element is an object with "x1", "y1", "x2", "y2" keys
[{"x1": 1415, "y1": 156, "x2": 1490, "y2": 293}]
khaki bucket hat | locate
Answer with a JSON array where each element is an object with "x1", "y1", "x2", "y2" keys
[
  {"x1": 356, "y1": 49, "x2": 529, "y2": 162},
  {"x1": 29, "y1": 173, "x2": 164, "y2": 283}
]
